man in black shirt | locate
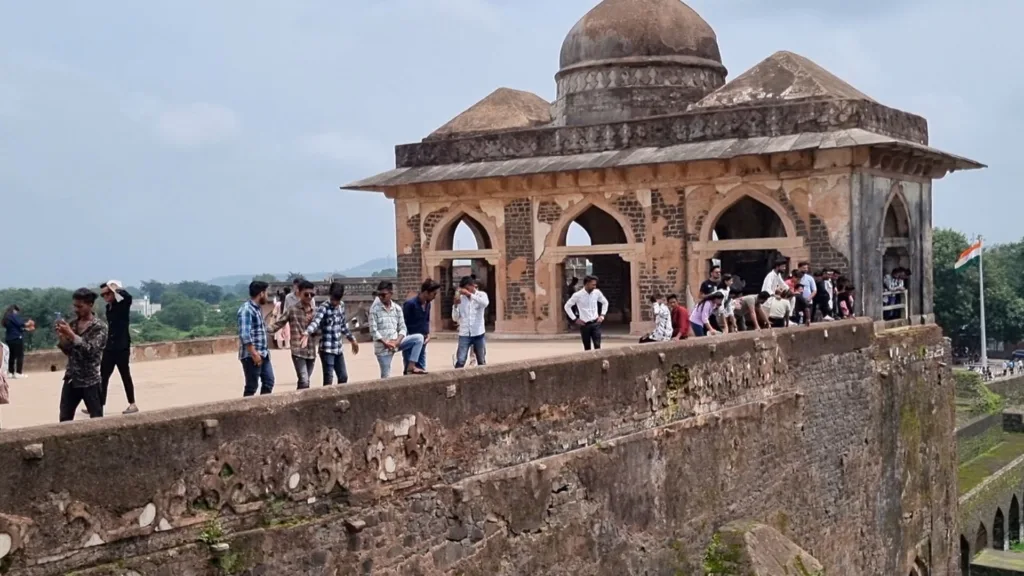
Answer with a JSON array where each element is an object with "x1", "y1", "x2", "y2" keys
[{"x1": 99, "y1": 281, "x2": 138, "y2": 414}]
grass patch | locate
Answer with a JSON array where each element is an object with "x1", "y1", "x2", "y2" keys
[{"x1": 959, "y1": 434, "x2": 1024, "y2": 495}]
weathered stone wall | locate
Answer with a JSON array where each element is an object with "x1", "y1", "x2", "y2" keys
[
  {"x1": 21, "y1": 335, "x2": 238, "y2": 374},
  {"x1": 0, "y1": 320, "x2": 954, "y2": 575},
  {"x1": 959, "y1": 453, "x2": 1024, "y2": 561}
]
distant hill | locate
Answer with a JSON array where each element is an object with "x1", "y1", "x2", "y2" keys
[{"x1": 208, "y1": 256, "x2": 397, "y2": 287}]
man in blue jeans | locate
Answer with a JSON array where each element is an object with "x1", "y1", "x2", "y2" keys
[
  {"x1": 402, "y1": 279, "x2": 440, "y2": 371},
  {"x1": 302, "y1": 281, "x2": 359, "y2": 385},
  {"x1": 369, "y1": 281, "x2": 426, "y2": 378},
  {"x1": 237, "y1": 280, "x2": 274, "y2": 396},
  {"x1": 454, "y1": 276, "x2": 489, "y2": 368}
]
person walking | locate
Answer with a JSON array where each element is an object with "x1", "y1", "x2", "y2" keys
[
  {"x1": 564, "y1": 275, "x2": 609, "y2": 351},
  {"x1": 237, "y1": 281, "x2": 274, "y2": 397},
  {"x1": 403, "y1": 279, "x2": 440, "y2": 371},
  {"x1": 56, "y1": 289, "x2": 108, "y2": 421},
  {"x1": 454, "y1": 276, "x2": 489, "y2": 368},
  {"x1": 301, "y1": 281, "x2": 360, "y2": 386},
  {"x1": 266, "y1": 279, "x2": 320, "y2": 389},
  {"x1": 1, "y1": 305, "x2": 34, "y2": 379},
  {"x1": 98, "y1": 281, "x2": 138, "y2": 414},
  {"x1": 369, "y1": 281, "x2": 426, "y2": 378}
]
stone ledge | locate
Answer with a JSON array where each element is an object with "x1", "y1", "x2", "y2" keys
[{"x1": 20, "y1": 336, "x2": 238, "y2": 374}]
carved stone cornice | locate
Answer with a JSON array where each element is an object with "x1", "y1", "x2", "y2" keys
[{"x1": 395, "y1": 100, "x2": 929, "y2": 169}]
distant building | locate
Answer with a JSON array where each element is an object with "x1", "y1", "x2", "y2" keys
[{"x1": 130, "y1": 296, "x2": 161, "y2": 318}]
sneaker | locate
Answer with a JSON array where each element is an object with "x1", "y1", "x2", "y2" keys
[
  {"x1": 15, "y1": 373, "x2": 26, "y2": 379},
  {"x1": 123, "y1": 404, "x2": 139, "y2": 415}
]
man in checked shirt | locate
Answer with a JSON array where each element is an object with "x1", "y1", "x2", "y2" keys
[
  {"x1": 267, "y1": 279, "x2": 324, "y2": 389},
  {"x1": 300, "y1": 282, "x2": 359, "y2": 385},
  {"x1": 369, "y1": 281, "x2": 426, "y2": 378}
]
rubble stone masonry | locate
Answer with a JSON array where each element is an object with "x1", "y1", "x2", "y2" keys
[{"x1": 0, "y1": 320, "x2": 956, "y2": 575}]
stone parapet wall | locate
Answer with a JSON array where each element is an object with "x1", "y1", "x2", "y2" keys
[
  {"x1": 0, "y1": 320, "x2": 954, "y2": 575},
  {"x1": 20, "y1": 335, "x2": 239, "y2": 374}
]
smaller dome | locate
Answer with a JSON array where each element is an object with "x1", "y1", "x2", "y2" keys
[
  {"x1": 426, "y1": 88, "x2": 552, "y2": 140},
  {"x1": 559, "y1": 0, "x2": 723, "y2": 71}
]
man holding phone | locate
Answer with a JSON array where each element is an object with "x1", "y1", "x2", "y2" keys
[{"x1": 56, "y1": 288, "x2": 108, "y2": 421}]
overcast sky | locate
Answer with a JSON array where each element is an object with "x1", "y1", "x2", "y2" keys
[{"x1": 1, "y1": 0, "x2": 1016, "y2": 288}]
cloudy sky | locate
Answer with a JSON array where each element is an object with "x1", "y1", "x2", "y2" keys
[{"x1": 1, "y1": 0, "x2": 1016, "y2": 288}]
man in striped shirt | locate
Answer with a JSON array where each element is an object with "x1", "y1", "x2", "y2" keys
[
  {"x1": 369, "y1": 281, "x2": 426, "y2": 378},
  {"x1": 237, "y1": 281, "x2": 274, "y2": 397}
]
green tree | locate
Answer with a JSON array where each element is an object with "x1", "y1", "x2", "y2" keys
[
  {"x1": 155, "y1": 298, "x2": 207, "y2": 332},
  {"x1": 933, "y1": 228, "x2": 975, "y2": 349},
  {"x1": 371, "y1": 268, "x2": 397, "y2": 277},
  {"x1": 171, "y1": 281, "x2": 223, "y2": 304},
  {"x1": 140, "y1": 280, "x2": 168, "y2": 304}
]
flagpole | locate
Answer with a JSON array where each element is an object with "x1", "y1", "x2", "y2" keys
[{"x1": 979, "y1": 235, "x2": 988, "y2": 368}]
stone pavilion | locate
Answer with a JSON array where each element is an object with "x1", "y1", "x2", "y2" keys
[{"x1": 345, "y1": 0, "x2": 984, "y2": 335}]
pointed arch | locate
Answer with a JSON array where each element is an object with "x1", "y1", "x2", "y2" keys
[
  {"x1": 428, "y1": 204, "x2": 499, "y2": 252},
  {"x1": 977, "y1": 521, "x2": 989, "y2": 552},
  {"x1": 883, "y1": 188, "x2": 911, "y2": 238},
  {"x1": 912, "y1": 557, "x2": 929, "y2": 576},
  {"x1": 699, "y1": 187, "x2": 799, "y2": 242},
  {"x1": 995, "y1": 507, "x2": 1007, "y2": 549},
  {"x1": 1011, "y1": 495, "x2": 1021, "y2": 545},
  {"x1": 549, "y1": 197, "x2": 636, "y2": 249},
  {"x1": 960, "y1": 535, "x2": 971, "y2": 575}
]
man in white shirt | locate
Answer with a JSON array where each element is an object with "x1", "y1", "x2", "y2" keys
[
  {"x1": 454, "y1": 276, "x2": 489, "y2": 368},
  {"x1": 761, "y1": 259, "x2": 789, "y2": 296},
  {"x1": 564, "y1": 275, "x2": 609, "y2": 351}
]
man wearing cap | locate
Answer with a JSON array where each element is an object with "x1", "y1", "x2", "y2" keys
[{"x1": 99, "y1": 280, "x2": 139, "y2": 414}]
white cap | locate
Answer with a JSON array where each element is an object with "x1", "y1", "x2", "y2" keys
[{"x1": 106, "y1": 280, "x2": 124, "y2": 302}]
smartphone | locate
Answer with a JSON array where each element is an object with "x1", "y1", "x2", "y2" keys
[{"x1": 53, "y1": 312, "x2": 63, "y2": 323}]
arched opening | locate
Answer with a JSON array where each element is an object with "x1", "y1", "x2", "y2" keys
[
  {"x1": 960, "y1": 535, "x2": 971, "y2": 575},
  {"x1": 977, "y1": 522, "x2": 989, "y2": 553},
  {"x1": 434, "y1": 212, "x2": 496, "y2": 331},
  {"x1": 881, "y1": 193, "x2": 912, "y2": 320},
  {"x1": 995, "y1": 508, "x2": 1006, "y2": 550},
  {"x1": 557, "y1": 205, "x2": 632, "y2": 332},
  {"x1": 1011, "y1": 496, "x2": 1021, "y2": 545},
  {"x1": 883, "y1": 194, "x2": 911, "y2": 239},
  {"x1": 710, "y1": 195, "x2": 788, "y2": 296}
]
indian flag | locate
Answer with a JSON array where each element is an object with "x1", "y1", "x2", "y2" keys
[{"x1": 955, "y1": 239, "x2": 983, "y2": 269}]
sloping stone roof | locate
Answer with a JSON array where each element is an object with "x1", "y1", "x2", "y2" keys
[
  {"x1": 695, "y1": 51, "x2": 876, "y2": 109},
  {"x1": 345, "y1": 128, "x2": 983, "y2": 190},
  {"x1": 426, "y1": 88, "x2": 552, "y2": 141},
  {"x1": 559, "y1": 0, "x2": 723, "y2": 70}
]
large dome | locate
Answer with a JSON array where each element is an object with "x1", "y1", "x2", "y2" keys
[
  {"x1": 552, "y1": 0, "x2": 727, "y2": 126},
  {"x1": 559, "y1": 0, "x2": 723, "y2": 72}
]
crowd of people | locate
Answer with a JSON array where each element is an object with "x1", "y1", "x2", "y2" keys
[
  {"x1": 239, "y1": 275, "x2": 492, "y2": 396},
  {"x1": 638, "y1": 259, "x2": 861, "y2": 343},
  {"x1": 0, "y1": 259, "x2": 885, "y2": 426}
]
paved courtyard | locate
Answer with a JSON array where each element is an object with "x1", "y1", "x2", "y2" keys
[{"x1": 0, "y1": 339, "x2": 628, "y2": 430}]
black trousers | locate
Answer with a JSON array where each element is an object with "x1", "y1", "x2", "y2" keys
[
  {"x1": 59, "y1": 382, "x2": 103, "y2": 422},
  {"x1": 101, "y1": 348, "x2": 136, "y2": 405},
  {"x1": 5, "y1": 339, "x2": 24, "y2": 374},
  {"x1": 580, "y1": 321, "x2": 602, "y2": 350}
]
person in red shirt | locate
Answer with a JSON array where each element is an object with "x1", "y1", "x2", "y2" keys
[{"x1": 667, "y1": 294, "x2": 689, "y2": 339}]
